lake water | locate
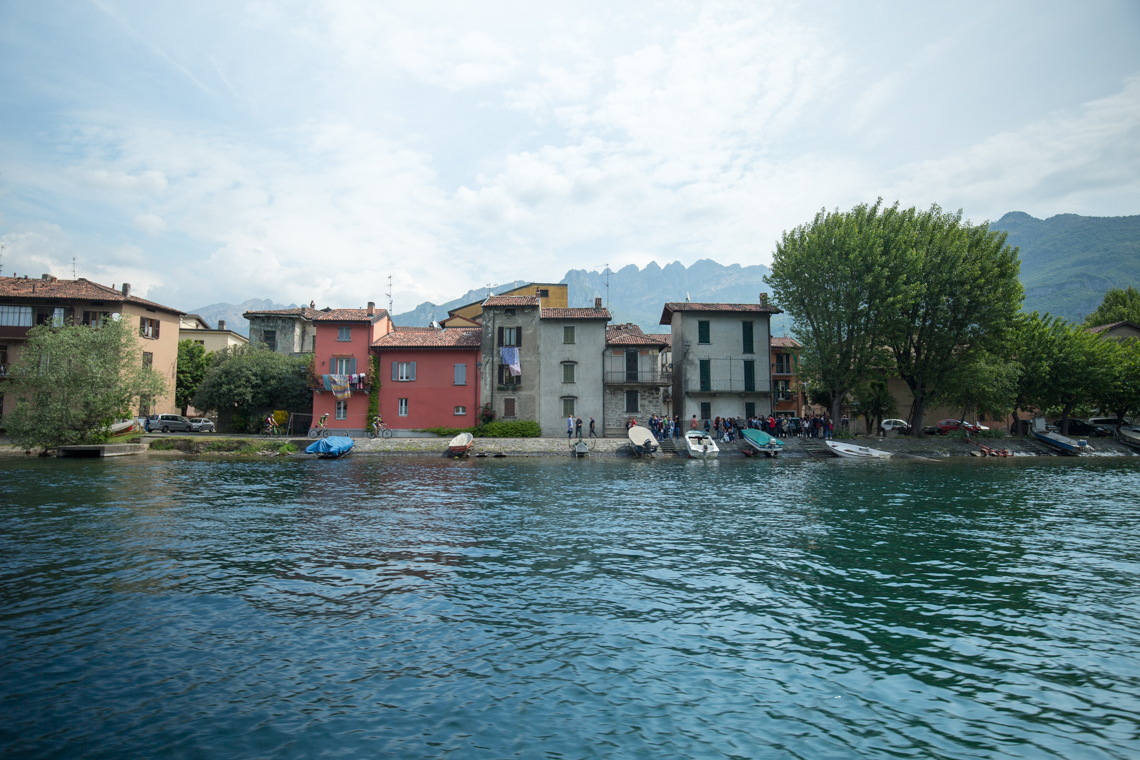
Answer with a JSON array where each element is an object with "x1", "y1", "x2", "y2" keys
[{"x1": 2, "y1": 455, "x2": 1140, "y2": 759}]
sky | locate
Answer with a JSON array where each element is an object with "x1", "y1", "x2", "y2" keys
[{"x1": 2, "y1": 0, "x2": 1139, "y2": 313}]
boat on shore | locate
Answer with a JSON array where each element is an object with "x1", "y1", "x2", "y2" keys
[
  {"x1": 572, "y1": 439, "x2": 590, "y2": 457},
  {"x1": 1117, "y1": 425, "x2": 1140, "y2": 450},
  {"x1": 824, "y1": 440, "x2": 891, "y2": 459},
  {"x1": 1030, "y1": 418, "x2": 1090, "y2": 455},
  {"x1": 741, "y1": 429, "x2": 783, "y2": 457},
  {"x1": 627, "y1": 425, "x2": 659, "y2": 457},
  {"x1": 448, "y1": 432, "x2": 475, "y2": 457},
  {"x1": 110, "y1": 419, "x2": 138, "y2": 436},
  {"x1": 306, "y1": 436, "x2": 354, "y2": 459},
  {"x1": 684, "y1": 430, "x2": 719, "y2": 458}
]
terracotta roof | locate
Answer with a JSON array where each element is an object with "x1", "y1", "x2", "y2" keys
[
  {"x1": 660, "y1": 301, "x2": 781, "y2": 324},
  {"x1": 607, "y1": 324, "x2": 669, "y2": 346},
  {"x1": 771, "y1": 336, "x2": 802, "y2": 348},
  {"x1": 393, "y1": 325, "x2": 440, "y2": 332},
  {"x1": 371, "y1": 328, "x2": 481, "y2": 349},
  {"x1": 484, "y1": 295, "x2": 540, "y2": 307},
  {"x1": 1088, "y1": 320, "x2": 1140, "y2": 334},
  {"x1": 0, "y1": 276, "x2": 183, "y2": 314},
  {"x1": 541, "y1": 307, "x2": 611, "y2": 320},
  {"x1": 311, "y1": 308, "x2": 389, "y2": 323},
  {"x1": 244, "y1": 307, "x2": 313, "y2": 318}
]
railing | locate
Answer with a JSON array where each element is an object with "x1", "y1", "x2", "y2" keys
[
  {"x1": 497, "y1": 383, "x2": 523, "y2": 391},
  {"x1": 690, "y1": 380, "x2": 770, "y2": 394},
  {"x1": 604, "y1": 370, "x2": 671, "y2": 384}
]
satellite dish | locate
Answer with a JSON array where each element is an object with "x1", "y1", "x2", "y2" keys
[{"x1": 111, "y1": 313, "x2": 122, "y2": 321}]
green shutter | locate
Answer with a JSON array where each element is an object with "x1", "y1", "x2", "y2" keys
[
  {"x1": 742, "y1": 321, "x2": 753, "y2": 354},
  {"x1": 699, "y1": 359, "x2": 711, "y2": 391},
  {"x1": 698, "y1": 320, "x2": 710, "y2": 344}
]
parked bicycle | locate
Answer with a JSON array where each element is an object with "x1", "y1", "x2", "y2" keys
[
  {"x1": 308, "y1": 413, "x2": 331, "y2": 439},
  {"x1": 367, "y1": 415, "x2": 393, "y2": 439}
]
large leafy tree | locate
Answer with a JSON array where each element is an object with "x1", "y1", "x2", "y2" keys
[
  {"x1": 192, "y1": 346, "x2": 311, "y2": 432},
  {"x1": 938, "y1": 349, "x2": 1020, "y2": 426},
  {"x1": 1084, "y1": 286, "x2": 1140, "y2": 327},
  {"x1": 4, "y1": 316, "x2": 166, "y2": 452},
  {"x1": 1094, "y1": 337, "x2": 1140, "y2": 425},
  {"x1": 884, "y1": 207, "x2": 1023, "y2": 435},
  {"x1": 1015, "y1": 316, "x2": 1109, "y2": 434},
  {"x1": 175, "y1": 339, "x2": 211, "y2": 415},
  {"x1": 766, "y1": 200, "x2": 900, "y2": 422}
]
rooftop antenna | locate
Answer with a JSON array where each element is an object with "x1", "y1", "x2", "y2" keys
[
  {"x1": 386, "y1": 275, "x2": 393, "y2": 315},
  {"x1": 0, "y1": 244, "x2": 5, "y2": 273},
  {"x1": 72, "y1": 257, "x2": 77, "y2": 279},
  {"x1": 592, "y1": 263, "x2": 610, "y2": 311}
]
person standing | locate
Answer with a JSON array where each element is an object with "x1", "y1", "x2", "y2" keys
[
  {"x1": 576, "y1": 416, "x2": 583, "y2": 438},
  {"x1": 567, "y1": 414, "x2": 575, "y2": 439},
  {"x1": 589, "y1": 417, "x2": 597, "y2": 438}
]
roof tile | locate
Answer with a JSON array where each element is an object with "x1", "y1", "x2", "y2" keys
[
  {"x1": 371, "y1": 328, "x2": 482, "y2": 349},
  {"x1": 484, "y1": 295, "x2": 540, "y2": 307},
  {"x1": 541, "y1": 307, "x2": 611, "y2": 320},
  {"x1": 660, "y1": 301, "x2": 781, "y2": 324},
  {"x1": 0, "y1": 276, "x2": 183, "y2": 314}
]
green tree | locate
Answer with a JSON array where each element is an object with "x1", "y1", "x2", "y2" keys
[
  {"x1": 175, "y1": 339, "x2": 210, "y2": 415},
  {"x1": 766, "y1": 200, "x2": 900, "y2": 423},
  {"x1": 851, "y1": 379, "x2": 896, "y2": 435},
  {"x1": 885, "y1": 206, "x2": 1023, "y2": 435},
  {"x1": 192, "y1": 346, "x2": 311, "y2": 432},
  {"x1": 938, "y1": 350, "x2": 1020, "y2": 426},
  {"x1": 1084, "y1": 286, "x2": 1140, "y2": 327},
  {"x1": 1094, "y1": 337, "x2": 1140, "y2": 425},
  {"x1": 1016, "y1": 316, "x2": 1109, "y2": 435},
  {"x1": 4, "y1": 316, "x2": 165, "y2": 452}
]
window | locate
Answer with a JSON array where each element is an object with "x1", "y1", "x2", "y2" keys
[
  {"x1": 538, "y1": 289, "x2": 549, "y2": 297},
  {"x1": 563, "y1": 325, "x2": 575, "y2": 344},
  {"x1": 697, "y1": 320, "x2": 710, "y2": 344},
  {"x1": 51, "y1": 308, "x2": 65, "y2": 327},
  {"x1": 776, "y1": 353, "x2": 792, "y2": 374},
  {"x1": 503, "y1": 398, "x2": 516, "y2": 417},
  {"x1": 194, "y1": 340, "x2": 205, "y2": 346},
  {"x1": 398, "y1": 398, "x2": 409, "y2": 416},
  {"x1": 337, "y1": 326, "x2": 351, "y2": 341},
  {"x1": 505, "y1": 308, "x2": 516, "y2": 317},
  {"x1": 625, "y1": 390, "x2": 639, "y2": 413},
  {"x1": 393, "y1": 361, "x2": 415, "y2": 381},
  {"x1": 498, "y1": 326, "x2": 520, "y2": 347},
  {"x1": 743, "y1": 360, "x2": 756, "y2": 392},
  {"x1": 699, "y1": 359, "x2": 711, "y2": 392},
  {"x1": 562, "y1": 397, "x2": 576, "y2": 417},
  {"x1": 263, "y1": 330, "x2": 277, "y2": 352},
  {"x1": 700, "y1": 402, "x2": 711, "y2": 420},
  {"x1": 139, "y1": 317, "x2": 160, "y2": 339},
  {"x1": 336, "y1": 400, "x2": 348, "y2": 420},
  {"x1": 82, "y1": 311, "x2": 110, "y2": 327},
  {"x1": 0, "y1": 305, "x2": 32, "y2": 327},
  {"x1": 562, "y1": 362, "x2": 575, "y2": 383},
  {"x1": 0, "y1": 344, "x2": 7, "y2": 375},
  {"x1": 142, "y1": 352, "x2": 153, "y2": 367},
  {"x1": 454, "y1": 406, "x2": 467, "y2": 416},
  {"x1": 497, "y1": 365, "x2": 520, "y2": 386},
  {"x1": 745, "y1": 402, "x2": 756, "y2": 418},
  {"x1": 742, "y1": 321, "x2": 754, "y2": 354},
  {"x1": 334, "y1": 357, "x2": 357, "y2": 375},
  {"x1": 454, "y1": 363, "x2": 467, "y2": 385}
]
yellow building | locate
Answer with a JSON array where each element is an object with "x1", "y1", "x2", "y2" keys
[
  {"x1": 446, "y1": 283, "x2": 568, "y2": 323},
  {"x1": 179, "y1": 314, "x2": 249, "y2": 353}
]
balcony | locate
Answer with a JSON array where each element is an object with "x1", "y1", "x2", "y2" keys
[
  {"x1": 688, "y1": 380, "x2": 770, "y2": 395},
  {"x1": 497, "y1": 383, "x2": 523, "y2": 392},
  {"x1": 604, "y1": 370, "x2": 671, "y2": 385},
  {"x1": 0, "y1": 326, "x2": 32, "y2": 339}
]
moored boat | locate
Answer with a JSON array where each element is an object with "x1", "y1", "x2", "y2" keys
[
  {"x1": 305, "y1": 436, "x2": 354, "y2": 459},
  {"x1": 448, "y1": 432, "x2": 475, "y2": 457},
  {"x1": 627, "y1": 425, "x2": 659, "y2": 457},
  {"x1": 741, "y1": 428, "x2": 783, "y2": 457},
  {"x1": 1117, "y1": 425, "x2": 1140, "y2": 450},
  {"x1": 683, "y1": 430, "x2": 719, "y2": 458},
  {"x1": 1031, "y1": 418, "x2": 1090, "y2": 455},
  {"x1": 573, "y1": 439, "x2": 590, "y2": 457},
  {"x1": 824, "y1": 439, "x2": 891, "y2": 459}
]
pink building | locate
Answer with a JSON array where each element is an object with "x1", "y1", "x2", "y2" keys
[
  {"x1": 371, "y1": 327, "x2": 482, "y2": 430},
  {"x1": 311, "y1": 304, "x2": 392, "y2": 434}
]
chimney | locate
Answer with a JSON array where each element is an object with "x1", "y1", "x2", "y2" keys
[
  {"x1": 367, "y1": 301, "x2": 375, "y2": 315},
  {"x1": 218, "y1": 320, "x2": 226, "y2": 331},
  {"x1": 122, "y1": 283, "x2": 131, "y2": 297},
  {"x1": 595, "y1": 297, "x2": 602, "y2": 309},
  {"x1": 759, "y1": 292, "x2": 768, "y2": 306},
  {"x1": 41, "y1": 273, "x2": 51, "y2": 280},
  {"x1": 536, "y1": 287, "x2": 542, "y2": 297}
]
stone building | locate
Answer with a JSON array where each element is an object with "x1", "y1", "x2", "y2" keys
[
  {"x1": 661, "y1": 297, "x2": 782, "y2": 424},
  {"x1": 243, "y1": 307, "x2": 317, "y2": 356},
  {"x1": 537, "y1": 302, "x2": 609, "y2": 437},
  {"x1": 603, "y1": 324, "x2": 670, "y2": 436},
  {"x1": 480, "y1": 295, "x2": 543, "y2": 425}
]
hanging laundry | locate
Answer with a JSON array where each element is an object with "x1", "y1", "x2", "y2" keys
[
  {"x1": 331, "y1": 374, "x2": 352, "y2": 400},
  {"x1": 322, "y1": 374, "x2": 333, "y2": 391},
  {"x1": 500, "y1": 346, "x2": 521, "y2": 377}
]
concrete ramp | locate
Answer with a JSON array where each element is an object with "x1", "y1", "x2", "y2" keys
[{"x1": 57, "y1": 443, "x2": 148, "y2": 458}]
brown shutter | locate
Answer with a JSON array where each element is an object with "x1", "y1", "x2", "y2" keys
[
  {"x1": 515, "y1": 326, "x2": 521, "y2": 348},
  {"x1": 497, "y1": 326, "x2": 503, "y2": 347}
]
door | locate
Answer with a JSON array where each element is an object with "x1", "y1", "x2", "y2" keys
[{"x1": 625, "y1": 351, "x2": 639, "y2": 382}]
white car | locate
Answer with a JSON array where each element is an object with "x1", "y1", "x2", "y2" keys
[
  {"x1": 880, "y1": 419, "x2": 911, "y2": 432},
  {"x1": 189, "y1": 418, "x2": 216, "y2": 433}
]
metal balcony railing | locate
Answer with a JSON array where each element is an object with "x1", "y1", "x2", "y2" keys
[
  {"x1": 604, "y1": 370, "x2": 672, "y2": 384},
  {"x1": 691, "y1": 380, "x2": 770, "y2": 394}
]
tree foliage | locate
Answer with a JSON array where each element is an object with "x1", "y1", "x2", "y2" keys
[
  {"x1": 191, "y1": 346, "x2": 311, "y2": 432},
  {"x1": 175, "y1": 339, "x2": 210, "y2": 414},
  {"x1": 851, "y1": 379, "x2": 896, "y2": 435},
  {"x1": 938, "y1": 350, "x2": 1019, "y2": 424},
  {"x1": 1013, "y1": 314, "x2": 1110, "y2": 434},
  {"x1": 4, "y1": 317, "x2": 166, "y2": 451},
  {"x1": 1083, "y1": 286, "x2": 1140, "y2": 328},
  {"x1": 1093, "y1": 336, "x2": 1140, "y2": 424}
]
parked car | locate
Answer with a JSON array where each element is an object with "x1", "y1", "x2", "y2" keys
[
  {"x1": 1053, "y1": 419, "x2": 1111, "y2": 437},
  {"x1": 880, "y1": 419, "x2": 911, "y2": 433},
  {"x1": 189, "y1": 418, "x2": 215, "y2": 433},
  {"x1": 153, "y1": 414, "x2": 193, "y2": 433},
  {"x1": 936, "y1": 419, "x2": 984, "y2": 434},
  {"x1": 1087, "y1": 416, "x2": 1132, "y2": 429}
]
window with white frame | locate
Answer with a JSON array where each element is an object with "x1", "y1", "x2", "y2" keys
[
  {"x1": 337, "y1": 326, "x2": 351, "y2": 341},
  {"x1": 0, "y1": 305, "x2": 32, "y2": 327},
  {"x1": 454, "y1": 406, "x2": 467, "y2": 415},
  {"x1": 398, "y1": 398, "x2": 409, "y2": 416},
  {"x1": 333, "y1": 357, "x2": 354, "y2": 374},
  {"x1": 335, "y1": 400, "x2": 348, "y2": 420},
  {"x1": 397, "y1": 362, "x2": 415, "y2": 381}
]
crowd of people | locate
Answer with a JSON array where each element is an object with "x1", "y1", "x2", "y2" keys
[{"x1": 621, "y1": 412, "x2": 838, "y2": 443}]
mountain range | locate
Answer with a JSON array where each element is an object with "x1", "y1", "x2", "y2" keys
[{"x1": 190, "y1": 212, "x2": 1139, "y2": 336}]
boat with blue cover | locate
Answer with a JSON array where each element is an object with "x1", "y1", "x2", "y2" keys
[
  {"x1": 741, "y1": 428, "x2": 784, "y2": 457},
  {"x1": 1030, "y1": 418, "x2": 1089, "y2": 455},
  {"x1": 305, "y1": 436, "x2": 355, "y2": 458}
]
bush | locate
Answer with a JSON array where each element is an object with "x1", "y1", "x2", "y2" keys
[
  {"x1": 478, "y1": 420, "x2": 541, "y2": 438},
  {"x1": 418, "y1": 426, "x2": 479, "y2": 437},
  {"x1": 835, "y1": 430, "x2": 855, "y2": 439}
]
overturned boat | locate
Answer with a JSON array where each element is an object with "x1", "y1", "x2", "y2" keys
[
  {"x1": 627, "y1": 425, "x2": 659, "y2": 457},
  {"x1": 684, "y1": 430, "x2": 719, "y2": 459},
  {"x1": 824, "y1": 440, "x2": 891, "y2": 460}
]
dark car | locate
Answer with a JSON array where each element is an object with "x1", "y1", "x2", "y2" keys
[
  {"x1": 153, "y1": 414, "x2": 193, "y2": 433},
  {"x1": 1054, "y1": 419, "x2": 1111, "y2": 437}
]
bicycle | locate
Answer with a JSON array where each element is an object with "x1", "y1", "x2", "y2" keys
[
  {"x1": 367, "y1": 420, "x2": 393, "y2": 439},
  {"x1": 261, "y1": 423, "x2": 282, "y2": 438},
  {"x1": 308, "y1": 422, "x2": 331, "y2": 439}
]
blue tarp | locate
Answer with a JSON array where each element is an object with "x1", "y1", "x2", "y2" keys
[{"x1": 305, "y1": 436, "x2": 355, "y2": 457}]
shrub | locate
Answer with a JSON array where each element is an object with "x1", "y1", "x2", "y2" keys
[
  {"x1": 835, "y1": 430, "x2": 855, "y2": 440},
  {"x1": 418, "y1": 426, "x2": 479, "y2": 437},
  {"x1": 279, "y1": 443, "x2": 298, "y2": 454},
  {"x1": 478, "y1": 420, "x2": 541, "y2": 438}
]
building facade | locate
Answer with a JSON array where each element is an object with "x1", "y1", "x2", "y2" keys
[
  {"x1": 770, "y1": 336, "x2": 804, "y2": 417},
  {"x1": 371, "y1": 327, "x2": 481, "y2": 430},
  {"x1": 661, "y1": 298, "x2": 781, "y2": 424},
  {"x1": 538, "y1": 304, "x2": 609, "y2": 436},
  {"x1": 179, "y1": 314, "x2": 248, "y2": 353},
  {"x1": 310, "y1": 304, "x2": 392, "y2": 435},
  {"x1": 479, "y1": 295, "x2": 543, "y2": 425},
  {"x1": 0, "y1": 275, "x2": 183, "y2": 421},
  {"x1": 604, "y1": 323, "x2": 670, "y2": 436},
  {"x1": 244, "y1": 307, "x2": 317, "y2": 356}
]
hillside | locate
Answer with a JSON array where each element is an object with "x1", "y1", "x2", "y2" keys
[{"x1": 991, "y1": 211, "x2": 1140, "y2": 322}]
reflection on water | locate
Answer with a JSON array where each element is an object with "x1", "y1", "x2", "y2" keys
[{"x1": 2, "y1": 456, "x2": 1140, "y2": 758}]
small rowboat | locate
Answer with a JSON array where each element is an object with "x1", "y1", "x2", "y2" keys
[
  {"x1": 627, "y1": 425, "x2": 659, "y2": 457},
  {"x1": 110, "y1": 419, "x2": 138, "y2": 436},
  {"x1": 684, "y1": 430, "x2": 719, "y2": 458},
  {"x1": 824, "y1": 440, "x2": 891, "y2": 459},
  {"x1": 572, "y1": 440, "x2": 590, "y2": 457},
  {"x1": 305, "y1": 436, "x2": 354, "y2": 459},
  {"x1": 448, "y1": 432, "x2": 475, "y2": 457},
  {"x1": 741, "y1": 428, "x2": 783, "y2": 457}
]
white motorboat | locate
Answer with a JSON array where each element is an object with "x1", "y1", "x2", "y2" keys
[
  {"x1": 1117, "y1": 425, "x2": 1140, "y2": 451},
  {"x1": 824, "y1": 440, "x2": 892, "y2": 459},
  {"x1": 684, "y1": 430, "x2": 720, "y2": 458},
  {"x1": 627, "y1": 425, "x2": 659, "y2": 456}
]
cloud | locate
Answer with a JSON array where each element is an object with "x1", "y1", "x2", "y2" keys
[{"x1": 133, "y1": 213, "x2": 167, "y2": 236}]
